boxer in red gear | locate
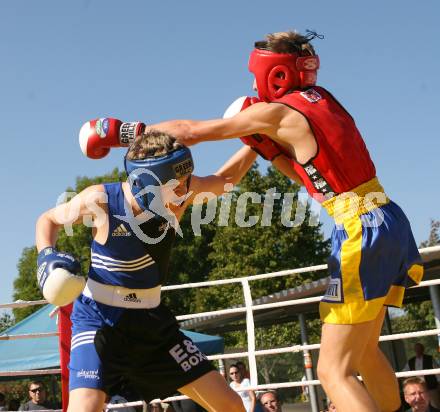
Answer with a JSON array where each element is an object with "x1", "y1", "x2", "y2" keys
[{"x1": 148, "y1": 30, "x2": 422, "y2": 412}]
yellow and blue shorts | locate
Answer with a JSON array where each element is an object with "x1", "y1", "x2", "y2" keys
[{"x1": 319, "y1": 178, "x2": 424, "y2": 324}]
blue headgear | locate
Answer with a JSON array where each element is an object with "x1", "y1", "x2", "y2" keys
[{"x1": 124, "y1": 146, "x2": 194, "y2": 214}]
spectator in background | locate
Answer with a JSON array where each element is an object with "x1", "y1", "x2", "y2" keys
[
  {"x1": 403, "y1": 377, "x2": 440, "y2": 412},
  {"x1": 105, "y1": 394, "x2": 136, "y2": 412},
  {"x1": 236, "y1": 362, "x2": 250, "y2": 380},
  {"x1": 229, "y1": 364, "x2": 256, "y2": 412},
  {"x1": 259, "y1": 391, "x2": 282, "y2": 412},
  {"x1": 300, "y1": 375, "x2": 309, "y2": 402},
  {"x1": 403, "y1": 343, "x2": 440, "y2": 408},
  {"x1": 320, "y1": 400, "x2": 336, "y2": 412},
  {"x1": 327, "y1": 400, "x2": 336, "y2": 411},
  {"x1": 0, "y1": 392, "x2": 6, "y2": 411},
  {"x1": 18, "y1": 381, "x2": 52, "y2": 410}
]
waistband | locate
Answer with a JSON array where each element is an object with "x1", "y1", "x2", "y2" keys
[
  {"x1": 322, "y1": 177, "x2": 389, "y2": 223},
  {"x1": 82, "y1": 278, "x2": 161, "y2": 309}
]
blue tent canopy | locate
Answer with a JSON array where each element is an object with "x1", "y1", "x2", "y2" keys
[{"x1": 0, "y1": 305, "x2": 224, "y2": 372}]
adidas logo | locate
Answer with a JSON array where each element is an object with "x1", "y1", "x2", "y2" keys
[
  {"x1": 112, "y1": 224, "x2": 131, "y2": 237},
  {"x1": 123, "y1": 293, "x2": 141, "y2": 303}
]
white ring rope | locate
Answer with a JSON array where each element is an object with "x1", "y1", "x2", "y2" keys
[
  {"x1": 0, "y1": 331, "x2": 58, "y2": 341},
  {"x1": 175, "y1": 277, "x2": 440, "y2": 322},
  {"x1": 1, "y1": 246, "x2": 438, "y2": 311},
  {"x1": 2, "y1": 328, "x2": 438, "y2": 366},
  {"x1": 0, "y1": 245, "x2": 439, "y2": 409},
  {"x1": 0, "y1": 369, "x2": 61, "y2": 377},
  {"x1": 0, "y1": 299, "x2": 47, "y2": 310}
]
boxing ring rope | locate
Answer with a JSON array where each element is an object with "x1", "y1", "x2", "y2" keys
[
  {"x1": 0, "y1": 332, "x2": 58, "y2": 341},
  {"x1": 0, "y1": 245, "x2": 439, "y2": 411}
]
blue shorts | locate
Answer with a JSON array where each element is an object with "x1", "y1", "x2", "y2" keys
[
  {"x1": 69, "y1": 295, "x2": 214, "y2": 400},
  {"x1": 320, "y1": 200, "x2": 423, "y2": 324}
]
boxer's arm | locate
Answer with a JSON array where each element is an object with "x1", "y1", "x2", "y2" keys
[
  {"x1": 36, "y1": 185, "x2": 107, "y2": 252},
  {"x1": 272, "y1": 155, "x2": 304, "y2": 185},
  {"x1": 187, "y1": 146, "x2": 257, "y2": 203},
  {"x1": 148, "y1": 102, "x2": 289, "y2": 147}
]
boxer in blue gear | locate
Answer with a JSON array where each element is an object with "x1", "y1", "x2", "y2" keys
[{"x1": 36, "y1": 129, "x2": 257, "y2": 412}]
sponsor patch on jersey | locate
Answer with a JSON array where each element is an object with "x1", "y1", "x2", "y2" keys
[
  {"x1": 300, "y1": 88, "x2": 322, "y2": 103},
  {"x1": 323, "y1": 278, "x2": 342, "y2": 302},
  {"x1": 95, "y1": 118, "x2": 109, "y2": 138}
]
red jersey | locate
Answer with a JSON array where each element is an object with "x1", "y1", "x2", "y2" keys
[{"x1": 273, "y1": 87, "x2": 376, "y2": 199}]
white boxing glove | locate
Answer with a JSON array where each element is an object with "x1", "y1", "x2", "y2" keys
[{"x1": 37, "y1": 247, "x2": 86, "y2": 307}]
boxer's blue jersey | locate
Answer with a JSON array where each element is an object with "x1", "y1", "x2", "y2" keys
[{"x1": 87, "y1": 183, "x2": 176, "y2": 289}]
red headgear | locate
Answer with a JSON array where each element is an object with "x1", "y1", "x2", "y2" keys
[{"x1": 248, "y1": 48, "x2": 320, "y2": 102}]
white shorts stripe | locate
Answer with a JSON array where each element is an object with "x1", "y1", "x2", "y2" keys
[
  {"x1": 71, "y1": 331, "x2": 96, "y2": 344},
  {"x1": 72, "y1": 335, "x2": 97, "y2": 347},
  {"x1": 71, "y1": 339, "x2": 96, "y2": 352}
]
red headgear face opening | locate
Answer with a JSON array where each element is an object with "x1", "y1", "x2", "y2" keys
[{"x1": 248, "y1": 49, "x2": 320, "y2": 102}]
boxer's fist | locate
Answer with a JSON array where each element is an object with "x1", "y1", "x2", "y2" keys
[
  {"x1": 37, "y1": 247, "x2": 85, "y2": 307},
  {"x1": 223, "y1": 97, "x2": 282, "y2": 161},
  {"x1": 79, "y1": 118, "x2": 145, "y2": 159}
]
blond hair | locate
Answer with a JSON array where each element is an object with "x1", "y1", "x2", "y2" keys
[
  {"x1": 126, "y1": 129, "x2": 183, "y2": 160},
  {"x1": 255, "y1": 30, "x2": 317, "y2": 56},
  {"x1": 403, "y1": 377, "x2": 427, "y2": 392}
]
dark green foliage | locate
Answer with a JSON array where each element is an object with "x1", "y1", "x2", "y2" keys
[
  {"x1": 0, "y1": 312, "x2": 14, "y2": 334},
  {"x1": 191, "y1": 165, "x2": 330, "y2": 314}
]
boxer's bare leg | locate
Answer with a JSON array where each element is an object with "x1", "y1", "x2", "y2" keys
[
  {"x1": 179, "y1": 370, "x2": 245, "y2": 412},
  {"x1": 317, "y1": 315, "x2": 382, "y2": 412},
  {"x1": 357, "y1": 308, "x2": 401, "y2": 412}
]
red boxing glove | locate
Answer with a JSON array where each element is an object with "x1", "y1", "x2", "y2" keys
[
  {"x1": 79, "y1": 118, "x2": 145, "y2": 159},
  {"x1": 240, "y1": 134, "x2": 282, "y2": 161},
  {"x1": 223, "y1": 96, "x2": 282, "y2": 161}
]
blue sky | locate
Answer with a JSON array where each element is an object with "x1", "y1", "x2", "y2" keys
[{"x1": 0, "y1": 0, "x2": 439, "y2": 308}]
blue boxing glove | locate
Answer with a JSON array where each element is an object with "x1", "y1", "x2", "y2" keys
[{"x1": 37, "y1": 247, "x2": 86, "y2": 306}]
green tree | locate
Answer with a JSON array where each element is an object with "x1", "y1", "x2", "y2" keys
[
  {"x1": 0, "y1": 312, "x2": 14, "y2": 333},
  {"x1": 420, "y1": 219, "x2": 440, "y2": 248},
  {"x1": 163, "y1": 201, "x2": 219, "y2": 315},
  {"x1": 194, "y1": 164, "x2": 329, "y2": 313}
]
